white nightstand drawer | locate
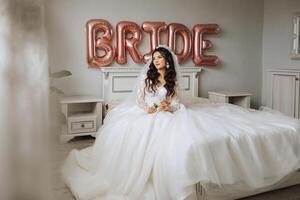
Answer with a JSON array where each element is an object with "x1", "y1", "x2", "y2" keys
[{"x1": 69, "y1": 120, "x2": 96, "y2": 134}]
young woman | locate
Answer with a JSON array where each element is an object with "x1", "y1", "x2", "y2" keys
[
  {"x1": 137, "y1": 47, "x2": 180, "y2": 114},
  {"x1": 62, "y1": 46, "x2": 300, "y2": 200}
]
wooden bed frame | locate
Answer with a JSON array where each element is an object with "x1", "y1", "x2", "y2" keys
[
  {"x1": 100, "y1": 66, "x2": 300, "y2": 200},
  {"x1": 101, "y1": 66, "x2": 202, "y2": 104}
]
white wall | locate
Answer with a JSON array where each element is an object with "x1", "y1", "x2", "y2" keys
[
  {"x1": 262, "y1": 0, "x2": 300, "y2": 105},
  {"x1": 46, "y1": 0, "x2": 264, "y2": 107}
]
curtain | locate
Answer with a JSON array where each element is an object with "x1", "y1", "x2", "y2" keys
[{"x1": 0, "y1": 0, "x2": 51, "y2": 199}]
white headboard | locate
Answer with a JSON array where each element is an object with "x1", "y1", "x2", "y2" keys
[{"x1": 101, "y1": 67, "x2": 202, "y2": 104}]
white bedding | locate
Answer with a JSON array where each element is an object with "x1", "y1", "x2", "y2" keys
[
  {"x1": 186, "y1": 101, "x2": 300, "y2": 199},
  {"x1": 198, "y1": 170, "x2": 300, "y2": 200}
]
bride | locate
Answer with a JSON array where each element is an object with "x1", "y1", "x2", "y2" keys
[{"x1": 62, "y1": 46, "x2": 300, "y2": 200}]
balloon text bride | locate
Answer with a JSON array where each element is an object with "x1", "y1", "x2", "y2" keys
[{"x1": 86, "y1": 19, "x2": 220, "y2": 67}]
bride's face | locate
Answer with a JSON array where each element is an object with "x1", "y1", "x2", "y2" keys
[{"x1": 153, "y1": 51, "x2": 166, "y2": 70}]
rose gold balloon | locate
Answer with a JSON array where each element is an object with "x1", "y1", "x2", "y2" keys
[
  {"x1": 86, "y1": 19, "x2": 115, "y2": 67},
  {"x1": 116, "y1": 21, "x2": 143, "y2": 64},
  {"x1": 202, "y1": 40, "x2": 213, "y2": 49},
  {"x1": 167, "y1": 23, "x2": 192, "y2": 63},
  {"x1": 192, "y1": 24, "x2": 220, "y2": 66},
  {"x1": 142, "y1": 22, "x2": 167, "y2": 63}
]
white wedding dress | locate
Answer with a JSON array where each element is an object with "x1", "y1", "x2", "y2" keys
[{"x1": 62, "y1": 81, "x2": 300, "y2": 200}]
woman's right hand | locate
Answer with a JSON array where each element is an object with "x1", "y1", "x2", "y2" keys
[
  {"x1": 160, "y1": 100, "x2": 171, "y2": 112},
  {"x1": 147, "y1": 107, "x2": 157, "y2": 114}
]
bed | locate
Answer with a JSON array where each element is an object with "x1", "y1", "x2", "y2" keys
[{"x1": 100, "y1": 66, "x2": 300, "y2": 200}]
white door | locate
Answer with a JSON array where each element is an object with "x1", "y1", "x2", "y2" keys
[{"x1": 271, "y1": 72, "x2": 299, "y2": 118}]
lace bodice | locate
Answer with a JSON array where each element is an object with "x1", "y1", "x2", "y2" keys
[{"x1": 136, "y1": 79, "x2": 180, "y2": 113}]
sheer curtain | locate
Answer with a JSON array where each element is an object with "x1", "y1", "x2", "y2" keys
[{"x1": 0, "y1": 0, "x2": 51, "y2": 199}]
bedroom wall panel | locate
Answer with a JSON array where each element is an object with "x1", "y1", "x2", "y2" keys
[{"x1": 267, "y1": 70, "x2": 300, "y2": 118}]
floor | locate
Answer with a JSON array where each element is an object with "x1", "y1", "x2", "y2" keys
[{"x1": 51, "y1": 136, "x2": 300, "y2": 200}]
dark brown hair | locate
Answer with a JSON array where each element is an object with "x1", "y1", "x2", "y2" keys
[{"x1": 144, "y1": 47, "x2": 177, "y2": 98}]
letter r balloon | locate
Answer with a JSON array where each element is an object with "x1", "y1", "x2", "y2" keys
[{"x1": 116, "y1": 21, "x2": 143, "y2": 64}]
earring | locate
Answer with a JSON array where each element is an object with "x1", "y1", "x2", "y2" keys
[{"x1": 166, "y1": 63, "x2": 170, "y2": 69}]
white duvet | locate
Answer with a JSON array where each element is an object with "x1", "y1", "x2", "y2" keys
[{"x1": 62, "y1": 100, "x2": 300, "y2": 200}]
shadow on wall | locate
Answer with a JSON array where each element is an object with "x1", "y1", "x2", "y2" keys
[
  {"x1": 49, "y1": 69, "x2": 72, "y2": 127},
  {"x1": 49, "y1": 69, "x2": 72, "y2": 94}
]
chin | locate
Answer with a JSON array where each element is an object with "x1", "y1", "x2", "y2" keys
[{"x1": 156, "y1": 66, "x2": 165, "y2": 70}]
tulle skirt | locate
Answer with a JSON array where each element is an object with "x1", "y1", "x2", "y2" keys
[{"x1": 62, "y1": 103, "x2": 300, "y2": 200}]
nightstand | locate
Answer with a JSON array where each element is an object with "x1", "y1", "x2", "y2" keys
[
  {"x1": 60, "y1": 96, "x2": 104, "y2": 143},
  {"x1": 208, "y1": 91, "x2": 252, "y2": 108}
]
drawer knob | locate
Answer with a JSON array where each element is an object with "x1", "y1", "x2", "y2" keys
[{"x1": 81, "y1": 124, "x2": 85, "y2": 128}]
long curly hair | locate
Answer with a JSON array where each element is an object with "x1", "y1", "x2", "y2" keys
[{"x1": 145, "y1": 47, "x2": 177, "y2": 98}]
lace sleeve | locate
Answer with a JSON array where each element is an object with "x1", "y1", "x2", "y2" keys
[
  {"x1": 169, "y1": 84, "x2": 180, "y2": 112},
  {"x1": 136, "y1": 80, "x2": 149, "y2": 112}
]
